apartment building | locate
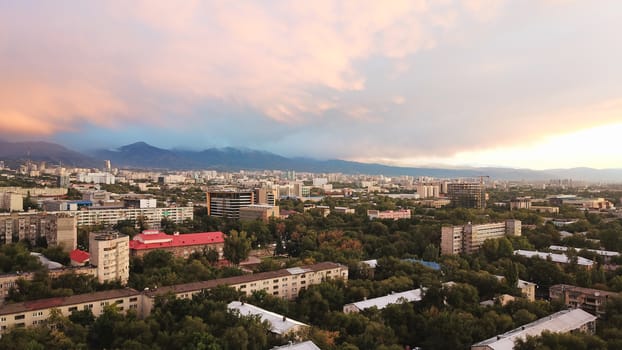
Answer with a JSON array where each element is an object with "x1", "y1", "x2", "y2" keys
[
  {"x1": 89, "y1": 232, "x2": 130, "y2": 284},
  {"x1": 549, "y1": 284, "x2": 619, "y2": 318},
  {"x1": 141, "y1": 262, "x2": 348, "y2": 316},
  {"x1": 0, "y1": 261, "x2": 346, "y2": 334},
  {"x1": 0, "y1": 212, "x2": 77, "y2": 251},
  {"x1": 441, "y1": 220, "x2": 521, "y2": 255},
  {"x1": 129, "y1": 230, "x2": 225, "y2": 259},
  {"x1": 0, "y1": 288, "x2": 141, "y2": 332},
  {"x1": 53, "y1": 206, "x2": 193, "y2": 228}
]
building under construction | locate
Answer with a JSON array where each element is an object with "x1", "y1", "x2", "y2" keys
[{"x1": 447, "y1": 182, "x2": 486, "y2": 209}]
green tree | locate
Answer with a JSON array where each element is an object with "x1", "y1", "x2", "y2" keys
[{"x1": 223, "y1": 230, "x2": 251, "y2": 265}]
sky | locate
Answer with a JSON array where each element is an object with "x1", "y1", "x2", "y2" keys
[{"x1": 1, "y1": 1, "x2": 621, "y2": 170}]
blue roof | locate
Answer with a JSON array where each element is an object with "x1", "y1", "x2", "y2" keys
[{"x1": 403, "y1": 259, "x2": 441, "y2": 271}]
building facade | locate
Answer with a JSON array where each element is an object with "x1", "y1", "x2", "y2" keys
[
  {"x1": 549, "y1": 284, "x2": 619, "y2": 318},
  {"x1": 89, "y1": 231, "x2": 130, "y2": 284},
  {"x1": 0, "y1": 262, "x2": 347, "y2": 334},
  {"x1": 0, "y1": 212, "x2": 76, "y2": 251},
  {"x1": 239, "y1": 205, "x2": 280, "y2": 222},
  {"x1": 53, "y1": 207, "x2": 193, "y2": 228},
  {"x1": 447, "y1": 182, "x2": 486, "y2": 209},
  {"x1": 367, "y1": 209, "x2": 411, "y2": 220},
  {"x1": 206, "y1": 189, "x2": 254, "y2": 219},
  {"x1": 441, "y1": 220, "x2": 521, "y2": 255}
]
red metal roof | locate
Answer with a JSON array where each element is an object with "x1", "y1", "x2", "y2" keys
[
  {"x1": 69, "y1": 249, "x2": 90, "y2": 263},
  {"x1": 129, "y1": 231, "x2": 225, "y2": 250}
]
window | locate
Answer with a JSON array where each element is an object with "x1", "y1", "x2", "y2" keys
[
  {"x1": 129, "y1": 297, "x2": 138, "y2": 302},
  {"x1": 115, "y1": 299, "x2": 123, "y2": 304},
  {"x1": 239, "y1": 284, "x2": 246, "y2": 289},
  {"x1": 0, "y1": 317, "x2": 6, "y2": 322},
  {"x1": 68, "y1": 306, "x2": 78, "y2": 312},
  {"x1": 273, "y1": 291, "x2": 279, "y2": 295},
  {"x1": 273, "y1": 279, "x2": 279, "y2": 283},
  {"x1": 273, "y1": 285, "x2": 279, "y2": 290},
  {"x1": 14, "y1": 315, "x2": 25, "y2": 320}
]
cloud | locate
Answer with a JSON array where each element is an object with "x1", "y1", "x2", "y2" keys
[{"x1": 1, "y1": 1, "x2": 621, "y2": 168}]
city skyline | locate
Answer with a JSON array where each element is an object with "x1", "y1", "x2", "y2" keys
[{"x1": 1, "y1": 1, "x2": 621, "y2": 170}]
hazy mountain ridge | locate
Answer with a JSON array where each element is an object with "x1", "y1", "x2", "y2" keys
[
  {"x1": 1, "y1": 140, "x2": 621, "y2": 181},
  {"x1": 0, "y1": 140, "x2": 99, "y2": 168}
]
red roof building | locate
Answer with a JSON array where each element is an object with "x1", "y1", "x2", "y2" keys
[
  {"x1": 129, "y1": 230, "x2": 225, "y2": 259},
  {"x1": 70, "y1": 249, "x2": 90, "y2": 266}
]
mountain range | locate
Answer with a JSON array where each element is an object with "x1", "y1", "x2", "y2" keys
[{"x1": 1, "y1": 140, "x2": 622, "y2": 181}]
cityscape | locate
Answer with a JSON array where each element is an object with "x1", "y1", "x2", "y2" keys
[{"x1": 2, "y1": 2, "x2": 622, "y2": 350}]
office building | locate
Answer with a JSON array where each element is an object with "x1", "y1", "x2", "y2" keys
[
  {"x1": 448, "y1": 182, "x2": 486, "y2": 209},
  {"x1": 206, "y1": 189, "x2": 254, "y2": 219},
  {"x1": 89, "y1": 231, "x2": 130, "y2": 284},
  {"x1": 441, "y1": 220, "x2": 521, "y2": 255}
]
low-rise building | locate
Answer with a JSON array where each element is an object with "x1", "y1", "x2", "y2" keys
[
  {"x1": 367, "y1": 209, "x2": 411, "y2": 220},
  {"x1": 514, "y1": 250, "x2": 594, "y2": 269},
  {"x1": 471, "y1": 309, "x2": 597, "y2": 350},
  {"x1": 228, "y1": 301, "x2": 308, "y2": 336},
  {"x1": 549, "y1": 284, "x2": 619, "y2": 318},
  {"x1": 239, "y1": 205, "x2": 280, "y2": 222},
  {"x1": 0, "y1": 288, "x2": 141, "y2": 332},
  {"x1": 343, "y1": 288, "x2": 424, "y2": 313},
  {"x1": 141, "y1": 262, "x2": 348, "y2": 316},
  {"x1": 129, "y1": 230, "x2": 225, "y2": 259},
  {"x1": 549, "y1": 245, "x2": 620, "y2": 261}
]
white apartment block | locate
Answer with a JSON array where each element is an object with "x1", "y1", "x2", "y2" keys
[
  {"x1": 89, "y1": 232, "x2": 130, "y2": 284},
  {"x1": 51, "y1": 206, "x2": 193, "y2": 228}
]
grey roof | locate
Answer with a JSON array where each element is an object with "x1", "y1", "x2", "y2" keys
[
  {"x1": 346, "y1": 288, "x2": 423, "y2": 312},
  {"x1": 549, "y1": 245, "x2": 620, "y2": 257},
  {"x1": 30, "y1": 252, "x2": 63, "y2": 269},
  {"x1": 228, "y1": 301, "x2": 308, "y2": 335},
  {"x1": 514, "y1": 250, "x2": 594, "y2": 267},
  {"x1": 271, "y1": 341, "x2": 321, "y2": 350},
  {"x1": 472, "y1": 309, "x2": 597, "y2": 350}
]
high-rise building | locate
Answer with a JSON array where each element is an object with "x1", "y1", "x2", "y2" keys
[
  {"x1": 447, "y1": 182, "x2": 486, "y2": 209},
  {"x1": 206, "y1": 189, "x2": 254, "y2": 219},
  {"x1": 0, "y1": 212, "x2": 77, "y2": 251},
  {"x1": 254, "y1": 187, "x2": 278, "y2": 206},
  {"x1": 89, "y1": 231, "x2": 129, "y2": 284},
  {"x1": 441, "y1": 220, "x2": 521, "y2": 255}
]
